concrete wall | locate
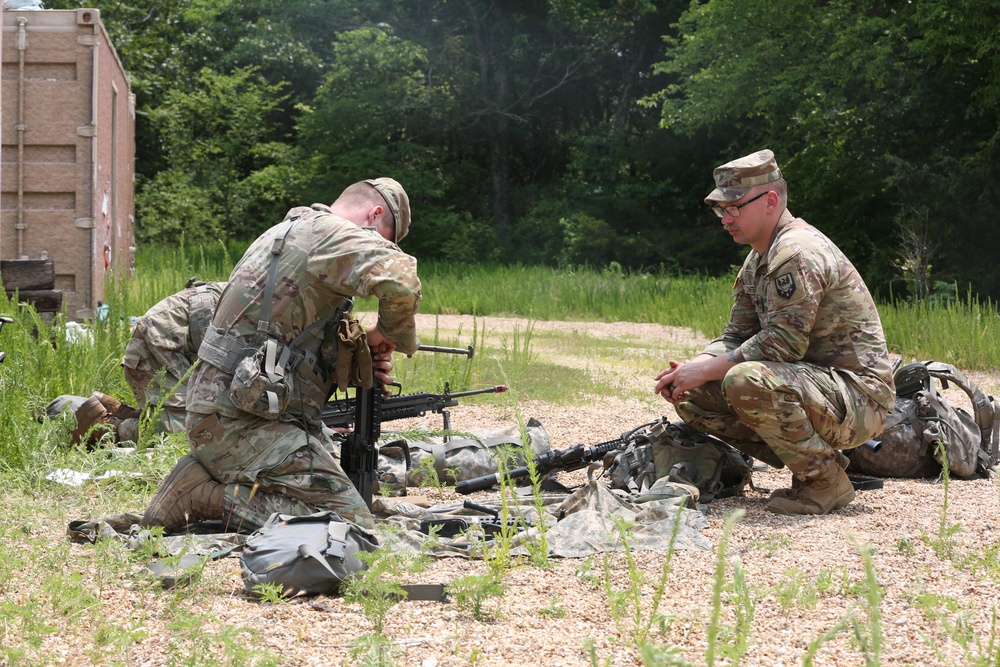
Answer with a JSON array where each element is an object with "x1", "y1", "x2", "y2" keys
[{"x1": 1, "y1": 8, "x2": 134, "y2": 319}]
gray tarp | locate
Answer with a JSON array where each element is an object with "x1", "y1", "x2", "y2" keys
[
  {"x1": 67, "y1": 477, "x2": 709, "y2": 561},
  {"x1": 374, "y1": 476, "x2": 710, "y2": 558}
]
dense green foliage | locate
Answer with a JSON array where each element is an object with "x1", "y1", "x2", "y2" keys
[{"x1": 41, "y1": 0, "x2": 1000, "y2": 300}]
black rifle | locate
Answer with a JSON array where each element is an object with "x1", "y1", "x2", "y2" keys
[
  {"x1": 341, "y1": 378, "x2": 383, "y2": 510},
  {"x1": 419, "y1": 500, "x2": 530, "y2": 539},
  {"x1": 340, "y1": 343, "x2": 486, "y2": 509},
  {"x1": 455, "y1": 421, "x2": 656, "y2": 495},
  {"x1": 322, "y1": 382, "x2": 508, "y2": 433}
]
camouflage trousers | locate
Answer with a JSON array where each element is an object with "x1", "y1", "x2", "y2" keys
[
  {"x1": 675, "y1": 361, "x2": 887, "y2": 477},
  {"x1": 186, "y1": 411, "x2": 374, "y2": 534},
  {"x1": 157, "y1": 408, "x2": 187, "y2": 434}
]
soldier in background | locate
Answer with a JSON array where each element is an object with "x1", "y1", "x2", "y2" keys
[
  {"x1": 121, "y1": 279, "x2": 226, "y2": 434},
  {"x1": 141, "y1": 178, "x2": 421, "y2": 534},
  {"x1": 51, "y1": 280, "x2": 225, "y2": 446},
  {"x1": 654, "y1": 150, "x2": 894, "y2": 515}
]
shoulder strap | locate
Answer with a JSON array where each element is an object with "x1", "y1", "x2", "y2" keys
[
  {"x1": 925, "y1": 362, "x2": 997, "y2": 445},
  {"x1": 187, "y1": 283, "x2": 219, "y2": 350},
  {"x1": 257, "y1": 218, "x2": 298, "y2": 336},
  {"x1": 989, "y1": 411, "x2": 1000, "y2": 468},
  {"x1": 700, "y1": 447, "x2": 729, "y2": 501},
  {"x1": 287, "y1": 297, "x2": 354, "y2": 349},
  {"x1": 922, "y1": 361, "x2": 999, "y2": 470}
]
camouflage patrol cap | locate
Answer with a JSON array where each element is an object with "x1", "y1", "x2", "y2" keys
[
  {"x1": 704, "y1": 149, "x2": 782, "y2": 204},
  {"x1": 365, "y1": 178, "x2": 411, "y2": 243}
]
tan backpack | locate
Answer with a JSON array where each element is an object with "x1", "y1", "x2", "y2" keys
[{"x1": 848, "y1": 362, "x2": 1000, "y2": 478}]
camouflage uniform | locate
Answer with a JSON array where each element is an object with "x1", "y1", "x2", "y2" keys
[
  {"x1": 121, "y1": 282, "x2": 225, "y2": 433},
  {"x1": 677, "y1": 208, "x2": 894, "y2": 476},
  {"x1": 186, "y1": 202, "x2": 421, "y2": 533}
]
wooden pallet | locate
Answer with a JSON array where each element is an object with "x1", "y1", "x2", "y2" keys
[{"x1": 1, "y1": 259, "x2": 64, "y2": 313}]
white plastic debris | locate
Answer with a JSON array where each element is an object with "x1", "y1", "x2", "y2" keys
[
  {"x1": 63, "y1": 321, "x2": 93, "y2": 344},
  {"x1": 46, "y1": 468, "x2": 142, "y2": 487}
]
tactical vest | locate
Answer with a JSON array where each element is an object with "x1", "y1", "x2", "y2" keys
[
  {"x1": 197, "y1": 214, "x2": 350, "y2": 422},
  {"x1": 199, "y1": 317, "x2": 344, "y2": 421}
]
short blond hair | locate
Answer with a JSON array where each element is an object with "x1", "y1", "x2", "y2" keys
[{"x1": 336, "y1": 182, "x2": 396, "y2": 226}]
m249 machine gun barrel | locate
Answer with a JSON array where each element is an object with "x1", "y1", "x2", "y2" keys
[
  {"x1": 322, "y1": 383, "x2": 507, "y2": 431},
  {"x1": 412, "y1": 344, "x2": 475, "y2": 359}
]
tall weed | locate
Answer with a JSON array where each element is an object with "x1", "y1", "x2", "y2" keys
[
  {"x1": 128, "y1": 241, "x2": 240, "y2": 312},
  {"x1": 850, "y1": 540, "x2": 885, "y2": 667},
  {"x1": 705, "y1": 509, "x2": 754, "y2": 667}
]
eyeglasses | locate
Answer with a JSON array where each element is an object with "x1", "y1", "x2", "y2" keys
[{"x1": 711, "y1": 191, "x2": 769, "y2": 218}]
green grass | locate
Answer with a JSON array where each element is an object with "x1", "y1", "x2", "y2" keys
[
  {"x1": 414, "y1": 262, "x2": 733, "y2": 339},
  {"x1": 5, "y1": 249, "x2": 1000, "y2": 474},
  {"x1": 411, "y1": 261, "x2": 1000, "y2": 371},
  {"x1": 101, "y1": 249, "x2": 1000, "y2": 470},
  {"x1": 126, "y1": 241, "x2": 244, "y2": 313},
  {"x1": 880, "y1": 286, "x2": 1000, "y2": 368},
  {"x1": 112, "y1": 247, "x2": 1000, "y2": 370}
]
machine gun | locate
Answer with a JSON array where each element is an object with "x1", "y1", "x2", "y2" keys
[
  {"x1": 341, "y1": 376, "x2": 384, "y2": 509},
  {"x1": 322, "y1": 382, "x2": 508, "y2": 433},
  {"x1": 340, "y1": 343, "x2": 489, "y2": 508},
  {"x1": 455, "y1": 421, "x2": 656, "y2": 495}
]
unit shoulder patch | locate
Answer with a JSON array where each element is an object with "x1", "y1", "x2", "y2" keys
[{"x1": 775, "y1": 272, "x2": 796, "y2": 299}]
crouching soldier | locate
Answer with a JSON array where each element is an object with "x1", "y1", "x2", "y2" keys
[
  {"x1": 121, "y1": 279, "x2": 226, "y2": 433},
  {"x1": 654, "y1": 150, "x2": 894, "y2": 515}
]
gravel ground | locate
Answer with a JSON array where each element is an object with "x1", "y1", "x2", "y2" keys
[{"x1": 45, "y1": 314, "x2": 1000, "y2": 666}]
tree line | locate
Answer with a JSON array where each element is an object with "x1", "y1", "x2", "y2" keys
[{"x1": 45, "y1": 0, "x2": 1000, "y2": 301}]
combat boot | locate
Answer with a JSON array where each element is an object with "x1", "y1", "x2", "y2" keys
[
  {"x1": 765, "y1": 460, "x2": 855, "y2": 515},
  {"x1": 141, "y1": 455, "x2": 226, "y2": 532},
  {"x1": 70, "y1": 393, "x2": 111, "y2": 445},
  {"x1": 71, "y1": 392, "x2": 142, "y2": 446},
  {"x1": 770, "y1": 451, "x2": 850, "y2": 500},
  {"x1": 95, "y1": 392, "x2": 142, "y2": 421}
]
